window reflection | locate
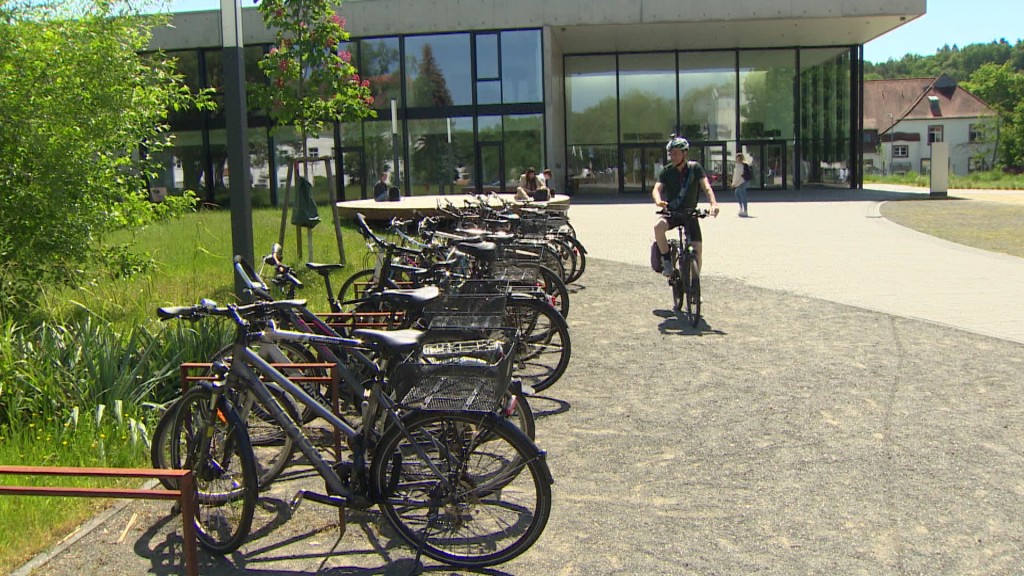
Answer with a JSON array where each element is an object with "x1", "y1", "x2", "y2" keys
[
  {"x1": 360, "y1": 38, "x2": 401, "y2": 110},
  {"x1": 501, "y1": 30, "x2": 542, "y2": 103},
  {"x1": 504, "y1": 114, "x2": 543, "y2": 187},
  {"x1": 618, "y1": 53, "x2": 676, "y2": 143},
  {"x1": 566, "y1": 55, "x2": 617, "y2": 145},
  {"x1": 739, "y1": 50, "x2": 795, "y2": 140},
  {"x1": 679, "y1": 52, "x2": 735, "y2": 142},
  {"x1": 407, "y1": 117, "x2": 468, "y2": 195},
  {"x1": 800, "y1": 48, "x2": 851, "y2": 185},
  {"x1": 405, "y1": 34, "x2": 471, "y2": 107}
]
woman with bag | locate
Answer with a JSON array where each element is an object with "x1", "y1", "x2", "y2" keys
[{"x1": 731, "y1": 153, "x2": 751, "y2": 217}]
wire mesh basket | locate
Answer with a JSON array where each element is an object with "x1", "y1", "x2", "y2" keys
[
  {"x1": 423, "y1": 294, "x2": 507, "y2": 330},
  {"x1": 392, "y1": 350, "x2": 514, "y2": 412}
]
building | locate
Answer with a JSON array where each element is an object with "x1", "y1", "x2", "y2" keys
[
  {"x1": 147, "y1": 0, "x2": 926, "y2": 204},
  {"x1": 863, "y1": 74, "x2": 998, "y2": 177}
]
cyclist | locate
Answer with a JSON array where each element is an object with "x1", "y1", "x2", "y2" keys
[{"x1": 652, "y1": 135, "x2": 719, "y2": 277}]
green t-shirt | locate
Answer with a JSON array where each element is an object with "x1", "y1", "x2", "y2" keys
[{"x1": 657, "y1": 161, "x2": 705, "y2": 210}]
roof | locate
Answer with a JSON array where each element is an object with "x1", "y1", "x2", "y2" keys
[{"x1": 863, "y1": 74, "x2": 996, "y2": 133}]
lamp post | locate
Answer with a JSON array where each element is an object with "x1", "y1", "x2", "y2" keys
[
  {"x1": 391, "y1": 99, "x2": 401, "y2": 196},
  {"x1": 887, "y1": 112, "x2": 894, "y2": 176},
  {"x1": 221, "y1": 0, "x2": 254, "y2": 298}
]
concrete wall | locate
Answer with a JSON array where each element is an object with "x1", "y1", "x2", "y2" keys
[{"x1": 149, "y1": 0, "x2": 925, "y2": 52}]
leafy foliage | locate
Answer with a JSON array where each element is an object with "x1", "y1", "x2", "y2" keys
[
  {"x1": 0, "y1": 1, "x2": 210, "y2": 318},
  {"x1": 866, "y1": 39, "x2": 1024, "y2": 167},
  {"x1": 252, "y1": 0, "x2": 376, "y2": 136}
]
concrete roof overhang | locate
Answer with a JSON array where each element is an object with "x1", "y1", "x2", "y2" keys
[{"x1": 552, "y1": 15, "x2": 921, "y2": 54}]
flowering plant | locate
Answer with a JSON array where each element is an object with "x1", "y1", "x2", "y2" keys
[{"x1": 252, "y1": 0, "x2": 376, "y2": 136}]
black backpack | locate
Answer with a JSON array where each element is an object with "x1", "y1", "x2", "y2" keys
[{"x1": 742, "y1": 162, "x2": 752, "y2": 182}]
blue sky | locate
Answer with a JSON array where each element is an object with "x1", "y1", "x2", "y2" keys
[
  {"x1": 165, "y1": 0, "x2": 1022, "y2": 64},
  {"x1": 864, "y1": 0, "x2": 1022, "y2": 62}
]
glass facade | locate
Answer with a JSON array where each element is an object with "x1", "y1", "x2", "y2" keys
[
  {"x1": 151, "y1": 27, "x2": 858, "y2": 202},
  {"x1": 565, "y1": 46, "x2": 857, "y2": 193}
]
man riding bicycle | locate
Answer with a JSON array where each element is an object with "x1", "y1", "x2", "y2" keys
[{"x1": 652, "y1": 135, "x2": 719, "y2": 277}]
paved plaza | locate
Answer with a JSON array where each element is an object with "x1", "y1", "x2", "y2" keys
[{"x1": 17, "y1": 185, "x2": 1024, "y2": 576}]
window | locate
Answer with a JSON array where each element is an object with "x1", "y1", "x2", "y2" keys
[
  {"x1": 928, "y1": 125, "x2": 944, "y2": 143},
  {"x1": 969, "y1": 124, "x2": 984, "y2": 142},
  {"x1": 310, "y1": 147, "x2": 320, "y2": 157},
  {"x1": 893, "y1": 145, "x2": 908, "y2": 158}
]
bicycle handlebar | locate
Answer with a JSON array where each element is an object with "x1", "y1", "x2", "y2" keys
[
  {"x1": 157, "y1": 298, "x2": 309, "y2": 323},
  {"x1": 656, "y1": 207, "x2": 711, "y2": 218}
]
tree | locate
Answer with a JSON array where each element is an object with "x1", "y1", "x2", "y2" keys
[
  {"x1": 252, "y1": 0, "x2": 375, "y2": 159},
  {"x1": 963, "y1": 63, "x2": 1024, "y2": 167},
  {"x1": 0, "y1": 1, "x2": 210, "y2": 318}
]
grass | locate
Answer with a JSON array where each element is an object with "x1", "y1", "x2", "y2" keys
[
  {"x1": 865, "y1": 169, "x2": 1024, "y2": 190},
  {"x1": 880, "y1": 197, "x2": 1024, "y2": 259},
  {"x1": 0, "y1": 417, "x2": 151, "y2": 574},
  {"x1": 0, "y1": 206, "x2": 374, "y2": 571}
]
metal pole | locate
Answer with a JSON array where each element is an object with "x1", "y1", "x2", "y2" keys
[
  {"x1": 222, "y1": 0, "x2": 254, "y2": 299},
  {"x1": 391, "y1": 99, "x2": 400, "y2": 196}
]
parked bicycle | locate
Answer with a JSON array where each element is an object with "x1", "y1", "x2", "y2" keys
[
  {"x1": 156, "y1": 298, "x2": 553, "y2": 567},
  {"x1": 657, "y1": 207, "x2": 709, "y2": 326}
]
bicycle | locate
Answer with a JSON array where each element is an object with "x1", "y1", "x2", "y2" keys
[
  {"x1": 658, "y1": 207, "x2": 709, "y2": 326},
  {"x1": 157, "y1": 298, "x2": 553, "y2": 567}
]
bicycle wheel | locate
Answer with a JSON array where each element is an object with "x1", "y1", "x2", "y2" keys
[
  {"x1": 671, "y1": 265, "x2": 684, "y2": 313},
  {"x1": 685, "y1": 257, "x2": 701, "y2": 327},
  {"x1": 171, "y1": 386, "x2": 258, "y2": 554},
  {"x1": 506, "y1": 392, "x2": 535, "y2": 441},
  {"x1": 150, "y1": 398, "x2": 182, "y2": 489},
  {"x1": 536, "y1": 265, "x2": 570, "y2": 319},
  {"x1": 371, "y1": 410, "x2": 552, "y2": 568},
  {"x1": 559, "y1": 234, "x2": 587, "y2": 284},
  {"x1": 337, "y1": 268, "x2": 376, "y2": 311},
  {"x1": 548, "y1": 236, "x2": 578, "y2": 286},
  {"x1": 504, "y1": 297, "x2": 571, "y2": 393}
]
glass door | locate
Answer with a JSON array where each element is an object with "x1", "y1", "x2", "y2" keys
[
  {"x1": 764, "y1": 142, "x2": 785, "y2": 189},
  {"x1": 692, "y1": 143, "x2": 728, "y2": 193},
  {"x1": 620, "y1": 145, "x2": 665, "y2": 194},
  {"x1": 476, "y1": 142, "x2": 505, "y2": 194}
]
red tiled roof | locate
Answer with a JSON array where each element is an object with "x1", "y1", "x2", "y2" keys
[{"x1": 863, "y1": 74, "x2": 996, "y2": 132}]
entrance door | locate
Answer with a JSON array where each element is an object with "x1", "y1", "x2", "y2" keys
[
  {"x1": 743, "y1": 142, "x2": 786, "y2": 189},
  {"x1": 691, "y1": 143, "x2": 728, "y2": 193},
  {"x1": 340, "y1": 147, "x2": 365, "y2": 200},
  {"x1": 476, "y1": 142, "x2": 505, "y2": 194},
  {"x1": 620, "y1": 145, "x2": 665, "y2": 194}
]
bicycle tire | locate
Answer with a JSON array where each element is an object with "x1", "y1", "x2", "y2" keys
[
  {"x1": 508, "y1": 392, "x2": 535, "y2": 440},
  {"x1": 150, "y1": 398, "x2": 181, "y2": 489},
  {"x1": 336, "y1": 268, "x2": 376, "y2": 311},
  {"x1": 687, "y1": 258, "x2": 701, "y2": 327},
  {"x1": 371, "y1": 410, "x2": 552, "y2": 568},
  {"x1": 504, "y1": 297, "x2": 571, "y2": 393},
  {"x1": 548, "y1": 236, "x2": 577, "y2": 286},
  {"x1": 170, "y1": 385, "x2": 258, "y2": 554},
  {"x1": 536, "y1": 264, "x2": 570, "y2": 319},
  {"x1": 559, "y1": 234, "x2": 587, "y2": 284}
]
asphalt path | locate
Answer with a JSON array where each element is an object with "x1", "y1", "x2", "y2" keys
[{"x1": 17, "y1": 187, "x2": 1024, "y2": 575}]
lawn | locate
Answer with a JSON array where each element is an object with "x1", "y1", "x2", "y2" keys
[{"x1": 879, "y1": 197, "x2": 1024, "y2": 259}]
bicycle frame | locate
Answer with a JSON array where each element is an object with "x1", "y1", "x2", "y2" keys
[{"x1": 219, "y1": 323, "x2": 454, "y2": 503}]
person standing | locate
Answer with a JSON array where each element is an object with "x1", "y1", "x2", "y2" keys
[{"x1": 731, "y1": 153, "x2": 751, "y2": 217}]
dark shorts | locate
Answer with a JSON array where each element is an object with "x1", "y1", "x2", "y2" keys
[{"x1": 663, "y1": 211, "x2": 702, "y2": 243}]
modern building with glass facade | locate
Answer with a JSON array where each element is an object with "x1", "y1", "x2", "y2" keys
[{"x1": 147, "y1": 0, "x2": 925, "y2": 205}]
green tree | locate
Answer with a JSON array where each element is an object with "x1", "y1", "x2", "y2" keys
[
  {"x1": 963, "y1": 62, "x2": 1024, "y2": 167},
  {"x1": 0, "y1": 1, "x2": 209, "y2": 318},
  {"x1": 252, "y1": 0, "x2": 376, "y2": 156}
]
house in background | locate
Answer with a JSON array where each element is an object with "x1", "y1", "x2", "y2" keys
[{"x1": 863, "y1": 74, "x2": 997, "y2": 176}]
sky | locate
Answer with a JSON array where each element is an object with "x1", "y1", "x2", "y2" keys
[
  {"x1": 164, "y1": 0, "x2": 1022, "y2": 64},
  {"x1": 863, "y1": 0, "x2": 1022, "y2": 63}
]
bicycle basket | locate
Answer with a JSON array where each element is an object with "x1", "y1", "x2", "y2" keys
[
  {"x1": 392, "y1": 350, "x2": 514, "y2": 412},
  {"x1": 423, "y1": 294, "x2": 507, "y2": 330}
]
